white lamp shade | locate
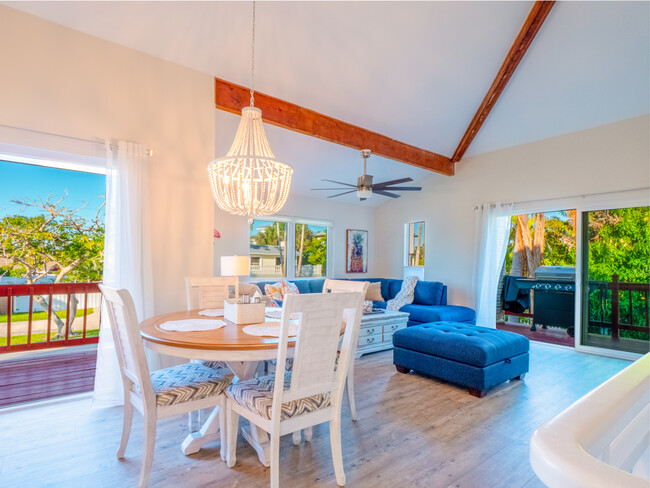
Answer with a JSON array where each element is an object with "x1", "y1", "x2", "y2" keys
[{"x1": 221, "y1": 255, "x2": 250, "y2": 277}]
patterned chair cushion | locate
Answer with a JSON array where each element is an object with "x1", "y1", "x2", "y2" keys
[
  {"x1": 226, "y1": 372, "x2": 330, "y2": 420},
  {"x1": 198, "y1": 360, "x2": 229, "y2": 370},
  {"x1": 151, "y1": 363, "x2": 231, "y2": 407},
  {"x1": 268, "y1": 351, "x2": 340, "y2": 373}
]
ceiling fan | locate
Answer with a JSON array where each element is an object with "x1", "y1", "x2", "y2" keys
[{"x1": 311, "y1": 149, "x2": 422, "y2": 200}]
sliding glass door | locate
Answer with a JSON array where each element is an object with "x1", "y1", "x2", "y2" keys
[{"x1": 580, "y1": 206, "x2": 650, "y2": 354}]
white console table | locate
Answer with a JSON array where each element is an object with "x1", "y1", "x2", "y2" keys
[{"x1": 356, "y1": 310, "x2": 409, "y2": 358}]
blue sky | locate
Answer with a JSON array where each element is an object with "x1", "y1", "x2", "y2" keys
[{"x1": 0, "y1": 160, "x2": 106, "y2": 221}]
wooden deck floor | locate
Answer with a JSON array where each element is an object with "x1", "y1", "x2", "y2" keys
[
  {"x1": 497, "y1": 322, "x2": 575, "y2": 348},
  {"x1": 0, "y1": 343, "x2": 630, "y2": 487},
  {"x1": 0, "y1": 348, "x2": 97, "y2": 407}
]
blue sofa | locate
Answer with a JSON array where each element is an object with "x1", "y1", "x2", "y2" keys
[{"x1": 255, "y1": 278, "x2": 475, "y2": 327}]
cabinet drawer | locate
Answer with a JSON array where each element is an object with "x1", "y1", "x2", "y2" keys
[
  {"x1": 358, "y1": 333, "x2": 383, "y2": 347},
  {"x1": 360, "y1": 326, "x2": 381, "y2": 337},
  {"x1": 384, "y1": 322, "x2": 406, "y2": 334}
]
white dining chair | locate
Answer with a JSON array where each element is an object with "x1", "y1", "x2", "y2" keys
[
  {"x1": 184, "y1": 276, "x2": 237, "y2": 430},
  {"x1": 322, "y1": 279, "x2": 370, "y2": 422},
  {"x1": 225, "y1": 291, "x2": 364, "y2": 487},
  {"x1": 185, "y1": 275, "x2": 237, "y2": 310},
  {"x1": 100, "y1": 285, "x2": 231, "y2": 488}
]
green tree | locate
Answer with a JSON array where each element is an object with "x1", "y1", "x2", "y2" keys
[{"x1": 0, "y1": 194, "x2": 104, "y2": 337}]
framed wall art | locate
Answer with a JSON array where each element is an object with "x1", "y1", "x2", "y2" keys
[{"x1": 346, "y1": 229, "x2": 368, "y2": 273}]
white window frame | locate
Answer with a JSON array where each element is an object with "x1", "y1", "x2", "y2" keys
[{"x1": 248, "y1": 215, "x2": 333, "y2": 282}]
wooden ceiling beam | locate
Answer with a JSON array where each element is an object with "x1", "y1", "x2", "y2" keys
[
  {"x1": 215, "y1": 77, "x2": 455, "y2": 176},
  {"x1": 451, "y1": 1, "x2": 556, "y2": 163}
]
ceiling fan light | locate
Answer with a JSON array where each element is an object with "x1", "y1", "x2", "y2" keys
[{"x1": 357, "y1": 187, "x2": 373, "y2": 199}]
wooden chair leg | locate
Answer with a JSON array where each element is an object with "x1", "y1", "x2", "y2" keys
[
  {"x1": 346, "y1": 360, "x2": 357, "y2": 421},
  {"x1": 329, "y1": 414, "x2": 346, "y2": 486},
  {"x1": 139, "y1": 411, "x2": 156, "y2": 488},
  {"x1": 218, "y1": 401, "x2": 227, "y2": 461},
  {"x1": 117, "y1": 402, "x2": 134, "y2": 459},
  {"x1": 292, "y1": 430, "x2": 301, "y2": 445},
  {"x1": 304, "y1": 426, "x2": 313, "y2": 442},
  {"x1": 226, "y1": 402, "x2": 239, "y2": 468},
  {"x1": 270, "y1": 433, "x2": 280, "y2": 488}
]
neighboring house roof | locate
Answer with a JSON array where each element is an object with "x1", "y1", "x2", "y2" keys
[{"x1": 250, "y1": 245, "x2": 283, "y2": 257}]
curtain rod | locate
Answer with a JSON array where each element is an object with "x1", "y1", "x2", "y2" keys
[
  {"x1": 473, "y1": 187, "x2": 649, "y2": 211},
  {"x1": 0, "y1": 123, "x2": 153, "y2": 156}
]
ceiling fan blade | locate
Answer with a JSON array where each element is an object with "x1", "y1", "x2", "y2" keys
[
  {"x1": 327, "y1": 190, "x2": 357, "y2": 198},
  {"x1": 373, "y1": 177, "x2": 413, "y2": 188},
  {"x1": 373, "y1": 190, "x2": 401, "y2": 198},
  {"x1": 311, "y1": 188, "x2": 356, "y2": 191},
  {"x1": 322, "y1": 179, "x2": 357, "y2": 188},
  {"x1": 377, "y1": 186, "x2": 422, "y2": 191}
]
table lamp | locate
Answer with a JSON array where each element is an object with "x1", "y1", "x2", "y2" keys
[{"x1": 221, "y1": 255, "x2": 250, "y2": 301}]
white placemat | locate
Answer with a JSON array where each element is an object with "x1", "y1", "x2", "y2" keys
[
  {"x1": 242, "y1": 321, "x2": 298, "y2": 337},
  {"x1": 159, "y1": 319, "x2": 226, "y2": 332},
  {"x1": 264, "y1": 309, "x2": 301, "y2": 320},
  {"x1": 198, "y1": 309, "x2": 225, "y2": 317}
]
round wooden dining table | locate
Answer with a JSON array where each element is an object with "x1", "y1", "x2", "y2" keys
[{"x1": 140, "y1": 309, "x2": 294, "y2": 467}]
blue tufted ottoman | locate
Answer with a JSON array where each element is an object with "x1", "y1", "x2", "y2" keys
[{"x1": 392, "y1": 321, "x2": 530, "y2": 397}]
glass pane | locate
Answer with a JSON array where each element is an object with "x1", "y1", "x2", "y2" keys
[
  {"x1": 500, "y1": 210, "x2": 576, "y2": 346},
  {"x1": 581, "y1": 207, "x2": 650, "y2": 354},
  {"x1": 249, "y1": 220, "x2": 287, "y2": 278},
  {"x1": 407, "y1": 221, "x2": 425, "y2": 266},
  {"x1": 295, "y1": 223, "x2": 327, "y2": 277}
]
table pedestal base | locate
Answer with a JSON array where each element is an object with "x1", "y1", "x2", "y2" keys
[{"x1": 180, "y1": 360, "x2": 270, "y2": 466}]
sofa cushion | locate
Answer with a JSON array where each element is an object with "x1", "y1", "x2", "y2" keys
[
  {"x1": 413, "y1": 281, "x2": 444, "y2": 306},
  {"x1": 308, "y1": 279, "x2": 326, "y2": 293},
  {"x1": 392, "y1": 322, "x2": 530, "y2": 368},
  {"x1": 388, "y1": 280, "x2": 403, "y2": 299},
  {"x1": 400, "y1": 304, "x2": 475, "y2": 324},
  {"x1": 292, "y1": 280, "x2": 311, "y2": 294},
  {"x1": 366, "y1": 282, "x2": 384, "y2": 301}
]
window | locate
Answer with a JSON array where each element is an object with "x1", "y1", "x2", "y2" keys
[
  {"x1": 249, "y1": 218, "x2": 331, "y2": 279},
  {"x1": 406, "y1": 221, "x2": 425, "y2": 266},
  {"x1": 295, "y1": 223, "x2": 327, "y2": 278},
  {"x1": 249, "y1": 220, "x2": 287, "y2": 278}
]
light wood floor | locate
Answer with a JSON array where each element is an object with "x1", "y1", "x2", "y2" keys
[{"x1": 0, "y1": 343, "x2": 631, "y2": 488}]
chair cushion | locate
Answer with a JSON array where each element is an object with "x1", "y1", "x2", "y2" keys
[
  {"x1": 151, "y1": 363, "x2": 230, "y2": 407},
  {"x1": 199, "y1": 360, "x2": 229, "y2": 370},
  {"x1": 413, "y1": 281, "x2": 444, "y2": 306},
  {"x1": 226, "y1": 373, "x2": 331, "y2": 420},
  {"x1": 392, "y1": 322, "x2": 530, "y2": 368}
]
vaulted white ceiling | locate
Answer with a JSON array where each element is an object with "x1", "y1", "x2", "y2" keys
[{"x1": 5, "y1": 1, "x2": 649, "y2": 206}]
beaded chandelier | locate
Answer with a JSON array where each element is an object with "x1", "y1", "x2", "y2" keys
[{"x1": 208, "y1": 2, "x2": 292, "y2": 217}]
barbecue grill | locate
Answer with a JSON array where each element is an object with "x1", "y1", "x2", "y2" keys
[{"x1": 514, "y1": 266, "x2": 576, "y2": 337}]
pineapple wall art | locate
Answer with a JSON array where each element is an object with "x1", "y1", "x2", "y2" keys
[{"x1": 346, "y1": 230, "x2": 368, "y2": 273}]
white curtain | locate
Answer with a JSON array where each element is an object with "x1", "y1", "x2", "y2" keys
[
  {"x1": 93, "y1": 141, "x2": 154, "y2": 406},
  {"x1": 474, "y1": 203, "x2": 513, "y2": 328}
]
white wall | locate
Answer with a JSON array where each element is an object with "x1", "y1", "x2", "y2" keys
[
  {"x1": 374, "y1": 115, "x2": 650, "y2": 307},
  {"x1": 0, "y1": 6, "x2": 215, "y2": 314}
]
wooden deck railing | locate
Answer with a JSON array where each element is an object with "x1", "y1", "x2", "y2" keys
[
  {"x1": 0, "y1": 282, "x2": 101, "y2": 353},
  {"x1": 588, "y1": 275, "x2": 650, "y2": 340}
]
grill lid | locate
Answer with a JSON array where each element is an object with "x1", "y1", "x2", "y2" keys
[{"x1": 534, "y1": 266, "x2": 575, "y2": 282}]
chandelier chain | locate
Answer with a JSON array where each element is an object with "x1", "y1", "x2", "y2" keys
[{"x1": 250, "y1": 1, "x2": 256, "y2": 107}]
